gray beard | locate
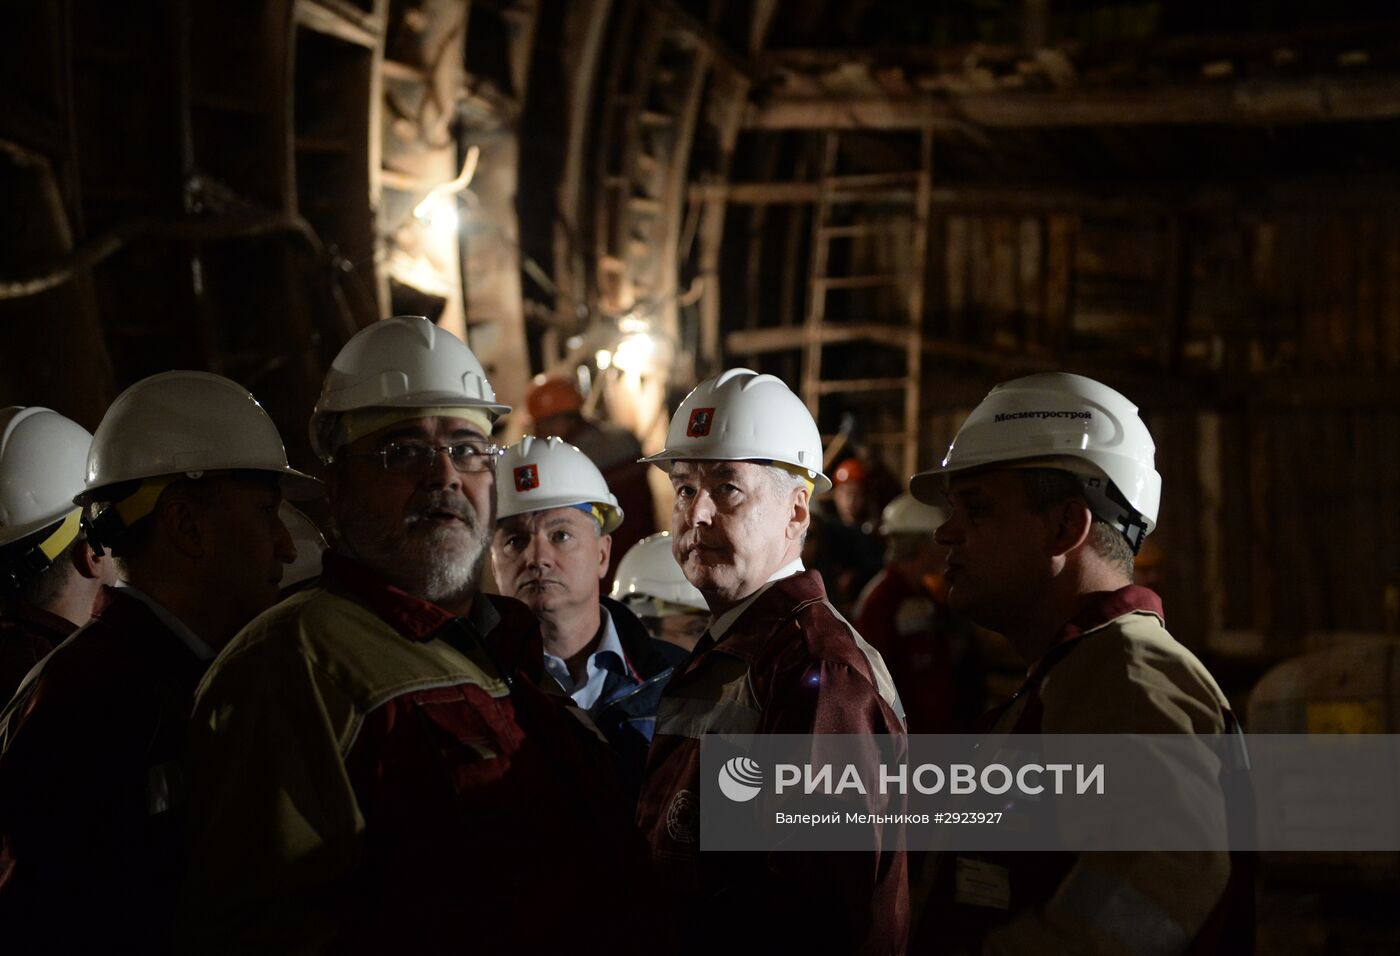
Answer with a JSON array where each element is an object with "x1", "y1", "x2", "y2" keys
[{"x1": 334, "y1": 504, "x2": 489, "y2": 608}]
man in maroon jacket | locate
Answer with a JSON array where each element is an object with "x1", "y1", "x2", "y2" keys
[
  {"x1": 0, "y1": 372, "x2": 312, "y2": 953},
  {"x1": 636, "y1": 368, "x2": 910, "y2": 955}
]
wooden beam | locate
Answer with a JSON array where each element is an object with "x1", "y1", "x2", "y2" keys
[
  {"x1": 753, "y1": 20, "x2": 1400, "y2": 75},
  {"x1": 653, "y1": 0, "x2": 756, "y2": 83},
  {"x1": 294, "y1": 0, "x2": 381, "y2": 49},
  {"x1": 744, "y1": 75, "x2": 1400, "y2": 129},
  {"x1": 691, "y1": 178, "x2": 1400, "y2": 214}
]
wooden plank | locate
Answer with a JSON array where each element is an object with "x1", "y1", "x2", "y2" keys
[
  {"x1": 1320, "y1": 411, "x2": 1352, "y2": 632},
  {"x1": 691, "y1": 178, "x2": 1400, "y2": 213},
  {"x1": 816, "y1": 377, "x2": 910, "y2": 395},
  {"x1": 1044, "y1": 214, "x2": 1075, "y2": 353},
  {"x1": 1350, "y1": 409, "x2": 1383, "y2": 631},
  {"x1": 1250, "y1": 218, "x2": 1279, "y2": 361},
  {"x1": 380, "y1": 58, "x2": 427, "y2": 82},
  {"x1": 802, "y1": 133, "x2": 838, "y2": 417},
  {"x1": 823, "y1": 170, "x2": 920, "y2": 189},
  {"x1": 1355, "y1": 215, "x2": 1379, "y2": 372},
  {"x1": 1017, "y1": 216, "x2": 1043, "y2": 348},
  {"x1": 1240, "y1": 373, "x2": 1400, "y2": 408},
  {"x1": 970, "y1": 216, "x2": 992, "y2": 340},
  {"x1": 1159, "y1": 215, "x2": 1189, "y2": 370},
  {"x1": 726, "y1": 323, "x2": 913, "y2": 354},
  {"x1": 1267, "y1": 411, "x2": 1304, "y2": 642},
  {"x1": 814, "y1": 273, "x2": 901, "y2": 290},
  {"x1": 945, "y1": 216, "x2": 968, "y2": 330},
  {"x1": 1299, "y1": 214, "x2": 1325, "y2": 370},
  {"x1": 294, "y1": 0, "x2": 381, "y2": 49},
  {"x1": 742, "y1": 76, "x2": 1400, "y2": 129},
  {"x1": 1379, "y1": 412, "x2": 1400, "y2": 629},
  {"x1": 989, "y1": 216, "x2": 1016, "y2": 337},
  {"x1": 1382, "y1": 215, "x2": 1400, "y2": 371},
  {"x1": 1327, "y1": 217, "x2": 1355, "y2": 369},
  {"x1": 651, "y1": 0, "x2": 756, "y2": 82}
]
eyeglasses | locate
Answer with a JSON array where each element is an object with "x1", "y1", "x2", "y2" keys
[{"x1": 343, "y1": 441, "x2": 503, "y2": 475}]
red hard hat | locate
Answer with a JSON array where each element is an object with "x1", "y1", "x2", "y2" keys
[
  {"x1": 526, "y1": 376, "x2": 583, "y2": 421},
  {"x1": 832, "y1": 457, "x2": 867, "y2": 485}
]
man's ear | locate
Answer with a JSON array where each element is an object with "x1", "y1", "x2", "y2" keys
[
  {"x1": 788, "y1": 487, "x2": 811, "y2": 541},
  {"x1": 1047, "y1": 498, "x2": 1093, "y2": 558},
  {"x1": 71, "y1": 539, "x2": 102, "y2": 579},
  {"x1": 596, "y1": 532, "x2": 612, "y2": 579},
  {"x1": 159, "y1": 496, "x2": 206, "y2": 559}
]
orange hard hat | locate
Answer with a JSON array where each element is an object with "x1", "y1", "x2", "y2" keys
[
  {"x1": 832, "y1": 457, "x2": 867, "y2": 485},
  {"x1": 526, "y1": 376, "x2": 583, "y2": 421}
]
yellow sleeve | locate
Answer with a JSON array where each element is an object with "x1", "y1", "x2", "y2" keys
[{"x1": 177, "y1": 618, "x2": 364, "y2": 954}]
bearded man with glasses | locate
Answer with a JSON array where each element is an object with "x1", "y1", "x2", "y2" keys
[{"x1": 180, "y1": 317, "x2": 662, "y2": 953}]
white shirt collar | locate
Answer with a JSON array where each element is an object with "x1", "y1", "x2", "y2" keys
[
  {"x1": 114, "y1": 582, "x2": 217, "y2": 662},
  {"x1": 542, "y1": 605, "x2": 629, "y2": 710},
  {"x1": 708, "y1": 557, "x2": 805, "y2": 642}
]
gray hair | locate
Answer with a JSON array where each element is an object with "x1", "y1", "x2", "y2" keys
[
  {"x1": 765, "y1": 465, "x2": 811, "y2": 499},
  {"x1": 1019, "y1": 468, "x2": 1135, "y2": 578},
  {"x1": 765, "y1": 465, "x2": 810, "y2": 544}
]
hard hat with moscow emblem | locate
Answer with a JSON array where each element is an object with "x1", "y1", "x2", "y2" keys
[
  {"x1": 640, "y1": 368, "x2": 830, "y2": 493},
  {"x1": 496, "y1": 435, "x2": 623, "y2": 533}
]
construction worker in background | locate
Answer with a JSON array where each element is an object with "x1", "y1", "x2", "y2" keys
[
  {"x1": 855, "y1": 492, "x2": 980, "y2": 734},
  {"x1": 635, "y1": 368, "x2": 910, "y2": 954},
  {"x1": 610, "y1": 530, "x2": 709, "y2": 653},
  {"x1": 0, "y1": 372, "x2": 312, "y2": 952},
  {"x1": 181, "y1": 317, "x2": 660, "y2": 953},
  {"x1": 0, "y1": 407, "x2": 118, "y2": 702},
  {"x1": 491, "y1": 435, "x2": 685, "y2": 800},
  {"x1": 811, "y1": 456, "x2": 886, "y2": 614},
  {"x1": 277, "y1": 502, "x2": 327, "y2": 595},
  {"x1": 909, "y1": 372, "x2": 1251, "y2": 954},
  {"x1": 526, "y1": 375, "x2": 656, "y2": 584}
]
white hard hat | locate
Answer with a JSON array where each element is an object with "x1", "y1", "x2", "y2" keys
[
  {"x1": 640, "y1": 368, "x2": 831, "y2": 493},
  {"x1": 81, "y1": 371, "x2": 320, "y2": 503},
  {"x1": 0, "y1": 407, "x2": 92, "y2": 550},
  {"x1": 310, "y1": 315, "x2": 510, "y2": 460},
  {"x1": 910, "y1": 372, "x2": 1160, "y2": 550},
  {"x1": 609, "y1": 531, "x2": 707, "y2": 612},
  {"x1": 879, "y1": 493, "x2": 946, "y2": 536},
  {"x1": 496, "y1": 435, "x2": 623, "y2": 533},
  {"x1": 279, "y1": 502, "x2": 326, "y2": 589}
]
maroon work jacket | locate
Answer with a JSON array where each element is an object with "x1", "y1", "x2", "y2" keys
[{"x1": 0, "y1": 587, "x2": 206, "y2": 953}]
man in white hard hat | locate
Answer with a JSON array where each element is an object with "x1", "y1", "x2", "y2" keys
[
  {"x1": 635, "y1": 367, "x2": 910, "y2": 954},
  {"x1": 491, "y1": 436, "x2": 685, "y2": 799},
  {"x1": 610, "y1": 530, "x2": 709, "y2": 653},
  {"x1": 908, "y1": 372, "x2": 1250, "y2": 954},
  {"x1": 0, "y1": 407, "x2": 119, "y2": 702},
  {"x1": 182, "y1": 317, "x2": 660, "y2": 953},
  {"x1": 0, "y1": 372, "x2": 311, "y2": 953},
  {"x1": 854, "y1": 493, "x2": 980, "y2": 734}
]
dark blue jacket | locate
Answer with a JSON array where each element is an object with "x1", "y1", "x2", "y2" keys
[{"x1": 592, "y1": 597, "x2": 687, "y2": 804}]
